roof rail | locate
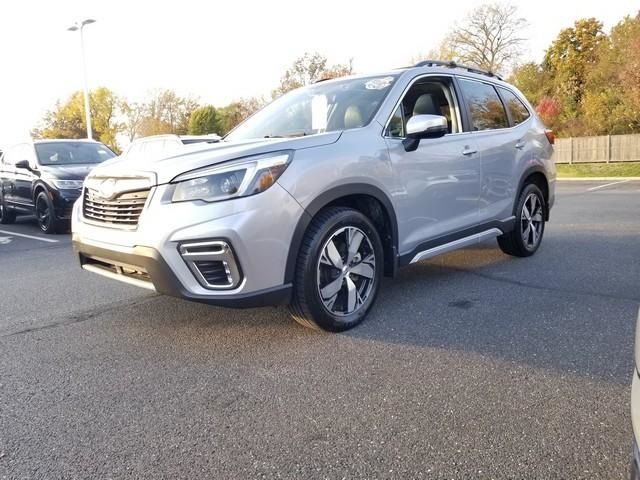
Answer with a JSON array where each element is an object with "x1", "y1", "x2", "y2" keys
[{"x1": 413, "y1": 60, "x2": 503, "y2": 81}]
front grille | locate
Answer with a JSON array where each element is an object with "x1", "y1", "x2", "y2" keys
[
  {"x1": 83, "y1": 188, "x2": 149, "y2": 228},
  {"x1": 193, "y1": 260, "x2": 230, "y2": 286}
]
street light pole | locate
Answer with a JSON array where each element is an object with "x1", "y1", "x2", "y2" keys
[{"x1": 67, "y1": 19, "x2": 96, "y2": 140}]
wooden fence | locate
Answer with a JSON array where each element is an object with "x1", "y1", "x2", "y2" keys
[{"x1": 553, "y1": 134, "x2": 640, "y2": 164}]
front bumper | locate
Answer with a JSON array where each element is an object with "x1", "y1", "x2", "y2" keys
[
  {"x1": 53, "y1": 189, "x2": 82, "y2": 220},
  {"x1": 72, "y1": 181, "x2": 303, "y2": 307},
  {"x1": 72, "y1": 235, "x2": 291, "y2": 307}
]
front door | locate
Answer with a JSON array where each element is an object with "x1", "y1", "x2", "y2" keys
[{"x1": 383, "y1": 76, "x2": 481, "y2": 257}]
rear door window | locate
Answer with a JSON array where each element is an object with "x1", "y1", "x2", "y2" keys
[{"x1": 459, "y1": 79, "x2": 509, "y2": 131}]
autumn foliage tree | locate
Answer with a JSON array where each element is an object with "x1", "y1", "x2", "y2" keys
[
  {"x1": 32, "y1": 87, "x2": 120, "y2": 152},
  {"x1": 510, "y1": 14, "x2": 640, "y2": 137}
]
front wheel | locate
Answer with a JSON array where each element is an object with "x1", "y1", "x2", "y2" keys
[
  {"x1": 289, "y1": 207, "x2": 384, "y2": 332},
  {"x1": 498, "y1": 183, "x2": 546, "y2": 257},
  {"x1": 35, "y1": 191, "x2": 62, "y2": 234}
]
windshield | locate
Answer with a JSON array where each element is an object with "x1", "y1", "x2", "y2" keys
[
  {"x1": 35, "y1": 142, "x2": 115, "y2": 166},
  {"x1": 225, "y1": 75, "x2": 399, "y2": 142}
]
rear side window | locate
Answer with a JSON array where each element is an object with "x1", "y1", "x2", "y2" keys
[
  {"x1": 459, "y1": 79, "x2": 509, "y2": 131},
  {"x1": 498, "y1": 87, "x2": 530, "y2": 126}
]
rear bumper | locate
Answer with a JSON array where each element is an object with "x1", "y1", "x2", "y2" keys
[{"x1": 72, "y1": 234, "x2": 292, "y2": 308}]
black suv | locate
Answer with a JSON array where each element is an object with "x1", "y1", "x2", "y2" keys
[{"x1": 0, "y1": 139, "x2": 115, "y2": 233}]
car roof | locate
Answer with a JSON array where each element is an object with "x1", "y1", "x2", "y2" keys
[
  {"x1": 33, "y1": 138, "x2": 102, "y2": 144},
  {"x1": 316, "y1": 62, "x2": 511, "y2": 89},
  {"x1": 179, "y1": 135, "x2": 221, "y2": 140}
]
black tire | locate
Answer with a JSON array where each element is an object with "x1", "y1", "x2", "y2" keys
[
  {"x1": 498, "y1": 183, "x2": 546, "y2": 257},
  {"x1": 289, "y1": 207, "x2": 384, "y2": 332},
  {"x1": 35, "y1": 191, "x2": 63, "y2": 234},
  {"x1": 0, "y1": 191, "x2": 16, "y2": 224}
]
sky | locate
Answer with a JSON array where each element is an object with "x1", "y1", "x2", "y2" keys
[{"x1": 0, "y1": 0, "x2": 637, "y2": 147}]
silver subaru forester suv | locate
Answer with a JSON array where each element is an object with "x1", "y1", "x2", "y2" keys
[{"x1": 72, "y1": 61, "x2": 555, "y2": 331}]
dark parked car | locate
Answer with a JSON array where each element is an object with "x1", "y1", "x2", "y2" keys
[{"x1": 0, "y1": 139, "x2": 115, "y2": 233}]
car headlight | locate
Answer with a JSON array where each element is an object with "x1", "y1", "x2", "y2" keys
[
  {"x1": 171, "y1": 151, "x2": 293, "y2": 203},
  {"x1": 50, "y1": 179, "x2": 85, "y2": 190}
]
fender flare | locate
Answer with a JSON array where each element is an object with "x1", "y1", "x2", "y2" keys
[
  {"x1": 284, "y1": 183, "x2": 399, "y2": 284},
  {"x1": 32, "y1": 181, "x2": 50, "y2": 204},
  {"x1": 514, "y1": 165, "x2": 550, "y2": 219}
]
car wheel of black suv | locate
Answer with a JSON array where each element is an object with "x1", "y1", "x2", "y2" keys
[
  {"x1": 35, "y1": 191, "x2": 63, "y2": 234},
  {"x1": 289, "y1": 207, "x2": 384, "y2": 332},
  {"x1": 0, "y1": 191, "x2": 17, "y2": 224},
  {"x1": 498, "y1": 183, "x2": 546, "y2": 257}
]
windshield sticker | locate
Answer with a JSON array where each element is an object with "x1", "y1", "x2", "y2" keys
[
  {"x1": 365, "y1": 76, "x2": 394, "y2": 90},
  {"x1": 311, "y1": 95, "x2": 328, "y2": 131}
]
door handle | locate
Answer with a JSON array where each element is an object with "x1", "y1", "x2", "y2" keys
[
  {"x1": 515, "y1": 141, "x2": 525, "y2": 150},
  {"x1": 462, "y1": 148, "x2": 477, "y2": 156}
]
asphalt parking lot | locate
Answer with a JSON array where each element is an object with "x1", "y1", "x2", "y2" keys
[{"x1": 1, "y1": 180, "x2": 639, "y2": 479}]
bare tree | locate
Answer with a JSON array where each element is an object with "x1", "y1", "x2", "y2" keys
[
  {"x1": 446, "y1": 3, "x2": 527, "y2": 74},
  {"x1": 272, "y1": 52, "x2": 354, "y2": 98},
  {"x1": 120, "y1": 101, "x2": 145, "y2": 142}
]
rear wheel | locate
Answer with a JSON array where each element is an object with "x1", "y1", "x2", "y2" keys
[
  {"x1": 498, "y1": 183, "x2": 546, "y2": 257},
  {"x1": 0, "y1": 191, "x2": 16, "y2": 224},
  {"x1": 35, "y1": 191, "x2": 62, "y2": 234},
  {"x1": 289, "y1": 207, "x2": 383, "y2": 332}
]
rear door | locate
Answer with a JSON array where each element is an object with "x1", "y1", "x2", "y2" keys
[{"x1": 457, "y1": 78, "x2": 527, "y2": 223}]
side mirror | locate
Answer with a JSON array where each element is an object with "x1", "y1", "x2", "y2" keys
[
  {"x1": 403, "y1": 114, "x2": 449, "y2": 152},
  {"x1": 15, "y1": 159, "x2": 31, "y2": 170}
]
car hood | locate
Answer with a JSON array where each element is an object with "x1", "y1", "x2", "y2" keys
[
  {"x1": 91, "y1": 132, "x2": 342, "y2": 185},
  {"x1": 39, "y1": 164, "x2": 98, "y2": 180}
]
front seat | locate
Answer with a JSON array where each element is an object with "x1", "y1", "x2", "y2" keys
[
  {"x1": 412, "y1": 94, "x2": 441, "y2": 117},
  {"x1": 343, "y1": 105, "x2": 364, "y2": 129}
]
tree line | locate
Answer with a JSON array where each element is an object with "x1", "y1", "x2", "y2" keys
[
  {"x1": 509, "y1": 14, "x2": 640, "y2": 138},
  {"x1": 32, "y1": 3, "x2": 640, "y2": 151},
  {"x1": 32, "y1": 52, "x2": 353, "y2": 153}
]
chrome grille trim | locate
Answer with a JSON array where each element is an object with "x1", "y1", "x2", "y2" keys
[{"x1": 82, "y1": 188, "x2": 150, "y2": 228}]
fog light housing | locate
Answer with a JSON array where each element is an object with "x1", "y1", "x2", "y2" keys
[{"x1": 178, "y1": 240, "x2": 242, "y2": 289}]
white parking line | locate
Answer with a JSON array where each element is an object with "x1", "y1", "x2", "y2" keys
[
  {"x1": 587, "y1": 179, "x2": 631, "y2": 192},
  {"x1": 0, "y1": 229, "x2": 59, "y2": 243}
]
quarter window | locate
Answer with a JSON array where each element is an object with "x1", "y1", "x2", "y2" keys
[
  {"x1": 386, "y1": 104, "x2": 405, "y2": 138},
  {"x1": 498, "y1": 87, "x2": 531, "y2": 126},
  {"x1": 459, "y1": 79, "x2": 509, "y2": 131}
]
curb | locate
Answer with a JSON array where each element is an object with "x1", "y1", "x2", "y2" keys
[{"x1": 557, "y1": 177, "x2": 640, "y2": 181}]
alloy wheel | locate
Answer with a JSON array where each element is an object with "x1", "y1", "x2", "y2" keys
[
  {"x1": 316, "y1": 226, "x2": 376, "y2": 316},
  {"x1": 36, "y1": 197, "x2": 51, "y2": 231},
  {"x1": 520, "y1": 193, "x2": 543, "y2": 250}
]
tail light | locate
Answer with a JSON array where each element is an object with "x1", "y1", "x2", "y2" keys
[{"x1": 545, "y1": 129, "x2": 555, "y2": 145}]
